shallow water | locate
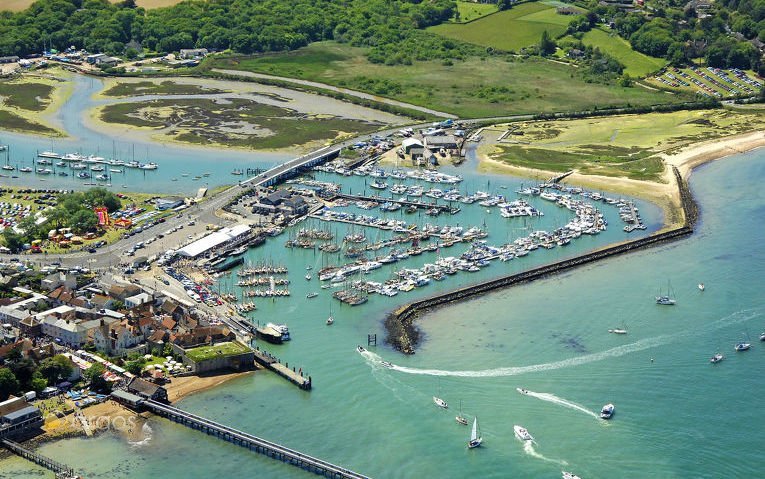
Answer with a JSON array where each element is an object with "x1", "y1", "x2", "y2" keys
[{"x1": 2, "y1": 85, "x2": 764, "y2": 478}]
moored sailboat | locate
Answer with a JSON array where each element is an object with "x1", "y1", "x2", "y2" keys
[{"x1": 455, "y1": 400, "x2": 468, "y2": 426}]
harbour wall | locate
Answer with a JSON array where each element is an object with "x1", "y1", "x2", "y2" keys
[{"x1": 385, "y1": 167, "x2": 696, "y2": 354}]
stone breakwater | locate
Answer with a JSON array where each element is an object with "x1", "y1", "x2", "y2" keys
[{"x1": 385, "y1": 167, "x2": 697, "y2": 354}]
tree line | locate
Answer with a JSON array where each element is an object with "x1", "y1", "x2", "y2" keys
[{"x1": 0, "y1": 0, "x2": 465, "y2": 66}]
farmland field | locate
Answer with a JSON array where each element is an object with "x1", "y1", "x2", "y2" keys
[
  {"x1": 210, "y1": 41, "x2": 683, "y2": 118},
  {"x1": 578, "y1": 29, "x2": 666, "y2": 77},
  {"x1": 429, "y1": 2, "x2": 581, "y2": 52}
]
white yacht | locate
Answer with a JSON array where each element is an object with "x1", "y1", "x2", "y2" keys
[
  {"x1": 600, "y1": 403, "x2": 615, "y2": 419},
  {"x1": 514, "y1": 425, "x2": 533, "y2": 441}
]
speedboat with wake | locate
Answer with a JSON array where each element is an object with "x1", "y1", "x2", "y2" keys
[
  {"x1": 562, "y1": 472, "x2": 582, "y2": 479},
  {"x1": 513, "y1": 425, "x2": 533, "y2": 441},
  {"x1": 516, "y1": 387, "x2": 529, "y2": 395},
  {"x1": 600, "y1": 403, "x2": 615, "y2": 419},
  {"x1": 380, "y1": 361, "x2": 393, "y2": 369},
  {"x1": 356, "y1": 345, "x2": 365, "y2": 353}
]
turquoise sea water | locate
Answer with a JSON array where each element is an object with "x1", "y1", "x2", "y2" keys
[{"x1": 1, "y1": 79, "x2": 764, "y2": 478}]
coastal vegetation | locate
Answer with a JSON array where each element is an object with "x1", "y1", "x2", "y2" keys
[
  {"x1": 98, "y1": 97, "x2": 383, "y2": 150},
  {"x1": 0, "y1": 77, "x2": 61, "y2": 135},
  {"x1": 486, "y1": 109, "x2": 765, "y2": 180},
  {"x1": 210, "y1": 42, "x2": 684, "y2": 118},
  {"x1": 101, "y1": 80, "x2": 228, "y2": 97}
]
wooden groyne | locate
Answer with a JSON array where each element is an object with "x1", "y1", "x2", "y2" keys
[
  {"x1": 253, "y1": 347, "x2": 312, "y2": 390},
  {"x1": 386, "y1": 167, "x2": 697, "y2": 354},
  {"x1": 2, "y1": 438, "x2": 80, "y2": 478},
  {"x1": 142, "y1": 400, "x2": 368, "y2": 479}
]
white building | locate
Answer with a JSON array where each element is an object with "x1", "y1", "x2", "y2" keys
[{"x1": 177, "y1": 224, "x2": 251, "y2": 258}]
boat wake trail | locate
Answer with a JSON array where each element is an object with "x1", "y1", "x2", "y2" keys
[
  {"x1": 376, "y1": 307, "x2": 762, "y2": 378},
  {"x1": 521, "y1": 391, "x2": 598, "y2": 419},
  {"x1": 522, "y1": 441, "x2": 567, "y2": 466}
]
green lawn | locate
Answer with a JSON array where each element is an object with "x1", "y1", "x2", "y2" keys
[
  {"x1": 185, "y1": 341, "x2": 251, "y2": 362},
  {"x1": 429, "y1": 2, "x2": 578, "y2": 52},
  {"x1": 455, "y1": 0, "x2": 497, "y2": 22},
  {"x1": 211, "y1": 42, "x2": 683, "y2": 118},
  {"x1": 578, "y1": 29, "x2": 666, "y2": 77}
]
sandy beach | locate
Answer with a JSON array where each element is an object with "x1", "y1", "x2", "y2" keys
[
  {"x1": 477, "y1": 128, "x2": 765, "y2": 229},
  {"x1": 38, "y1": 370, "x2": 254, "y2": 444}
]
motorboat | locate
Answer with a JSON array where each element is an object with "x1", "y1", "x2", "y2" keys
[
  {"x1": 433, "y1": 396, "x2": 448, "y2": 409},
  {"x1": 514, "y1": 425, "x2": 533, "y2": 441},
  {"x1": 698, "y1": 283, "x2": 705, "y2": 291},
  {"x1": 562, "y1": 472, "x2": 582, "y2": 479},
  {"x1": 710, "y1": 353, "x2": 724, "y2": 364},
  {"x1": 356, "y1": 345, "x2": 365, "y2": 353},
  {"x1": 305, "y1": 273, "x2": 312, "y2": 280},
  {"x1": 381, "y1": 361, "x2": 393, "y2": 369},
  {"x1": 306, "y1": 292, "x2": 318, "y2": 299},
  {"x1": 467, "y1": 417, "x2": 482, "y2": 449},
  {"x1": 734, "y1": 342, "x2": 750, "y2": 352},
  {"x1": 608, "y1": 328, "x2": 628, "y2": 334},
  {"x1": 600, "y1": 403, "x2": 615, "y2": 419},
  {"x1": 516, "y1": 388, "x2": 529, "y2": 395},
  {"x1": 19, "y1": 167, "x2": 32, "y2": 173},
  {"x1": 266, "y1": 322, "x2": 290, "y2": 341},
  {"x1": 760, "y1": 332, "x2": 765, "y2": 341}
]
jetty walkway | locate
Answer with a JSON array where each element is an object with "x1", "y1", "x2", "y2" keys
[
  {"x1": 253, "y1": 347, "x2": 312, "y2": 390},
  {"x1": 332, "y1": 192, "x2": 452, "y2": 212},
  {"x1": 143, "y1": 400, "x2": 369, "y2": 478},
  {"x1": 1, "y1": 439, "x2": 79, "y2": 478}
]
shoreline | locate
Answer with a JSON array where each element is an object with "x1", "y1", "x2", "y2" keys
[
  {"x1": 35, "y1": 370, "x2": 253, "y2": 446},
  {"x1": 476, "y1": 128, "x2": 765, "y2": 229}
]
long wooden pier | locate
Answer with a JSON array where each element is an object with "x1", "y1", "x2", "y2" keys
[
  {"x1": 1, "y1": 439, "x2": 79, "y2": 478},
  {"x1": 142, "y1": 400, "x2": 368, "y2": 478},
  {"x1": 253, "y1": 347, "x2": 312, "y2": 390}
]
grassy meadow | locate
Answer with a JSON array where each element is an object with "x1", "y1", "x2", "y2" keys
[
  {"x1": 429, "y1": 2, "x2": 579, "y2": 52},
  {"x1": 211, "y1": 42, "x2": 684, "y2": 118},
  {"x1": 577, "y1": 29, "x2": 667, "y2": 77},
  {"x1": 455, "y1": 0, "x2": 497, "y2": 22},
  {"x1": 489, "y1": 109, "x2": 765, "y2": 180}
]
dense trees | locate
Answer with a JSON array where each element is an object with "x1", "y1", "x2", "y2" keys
[{"x1": 0, "y1": 0, "x2": 461, "y2": 66}]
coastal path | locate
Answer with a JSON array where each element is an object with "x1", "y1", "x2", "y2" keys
[{"x1": 143, "y1": 399, "x2": 369, "y2": 478}]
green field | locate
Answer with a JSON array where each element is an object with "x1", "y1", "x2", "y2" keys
[
  {"x1": 0, "y1": 81, "x2": 54, "y2": 111},
  {"x1": 185, "y1": 341, "x2": 251, "y2": 362},
  {"x1": 101, "y1": 80, "x2": 228, "y2": 98},
  {"x1": 490, "y1": 109, "x2": 765, "y2": 180},
  {"x1": 211, "y1": 42, "x2": 683, "y2": 118},
  {"x1": 577, "y1": 29, "x2": 666, "y2": 77},
  {"x1": 429, "y1": 2, "x2": 579, "y2": 52},
  {"x1": 455, "y1": 0, "x2": 497, "y2": 22}
]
